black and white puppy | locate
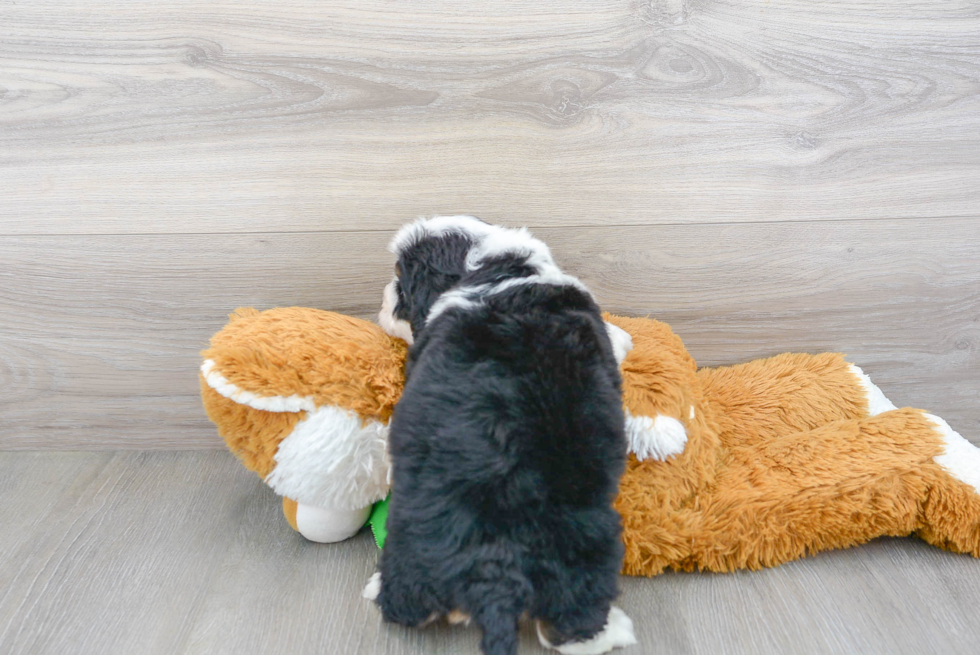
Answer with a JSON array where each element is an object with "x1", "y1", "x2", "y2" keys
[{"x1": 367, "y1": 216, "x2": 636, "y2": 655}]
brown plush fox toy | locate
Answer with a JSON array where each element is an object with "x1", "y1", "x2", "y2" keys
[{"x1": 200, "y1": 307, "x2": 980, "y2": 576}]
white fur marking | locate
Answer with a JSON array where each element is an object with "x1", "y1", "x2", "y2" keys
[
  {"x1": 295, "y1": 503, "x2": 371, "y2": 543},
  {"x1": 490, "y1": 270, "x2": 589, "y2": 296},
  {"x1": 624, "y1": 411, "x2": 688, "y2": 461},
  {"x1": 689, "y1": 405, "x2": 696, "y2": 420},
  {"x1": 426, "y1": 284, "x2": 490, "y2": 324},
  {"x1": 537, "y1": 606, "x2": 637, "y2": 655},
  {"x1": 928, "y1": 413, "x2": 980, "y2": 495},
  {"x1": 464, "y1": 225, "x2": 559, "y2": 277},
  {"x1": 362, "y1": 572, "x2": 382, "y2": 601},
  {"x1": 388, "y1": 215, "x2": 493, "y2": 256},
  {"x1": 200, "y1": 359, "x2": 316, "y2": 413},
  {"x1": 849, "y1": 364, "x2": 897, "y2": 416},
  {"x1": 378, "y1": 277, "x2": 414, "y2": 344},
  {"x1": 265, "y1": 405, "x2": 391, "y2": 510},
  {"x1": 604, "y1": 322, "x2": 633, "y2": 365},
  {"x1": 387, "y1": 215, "x2": 558, "y2": 278},
  {"x1": 425, "y1": 272, "x2": 591, "y2": 326}
]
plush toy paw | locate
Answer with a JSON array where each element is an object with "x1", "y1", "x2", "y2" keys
[
  {"x1": 624, "y1": 412, "x2": 688, "y2": 462},
  {"x1": 283, "y1": 497, "x2": 372, "y2": 543}
]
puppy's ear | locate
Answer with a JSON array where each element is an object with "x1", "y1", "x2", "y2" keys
[
  {"x1": 379, "y1": 277, "x2": 415, "y2": 344},
  {"x1": 399, "y1": 233, "x2": 476, "y2": 332}
]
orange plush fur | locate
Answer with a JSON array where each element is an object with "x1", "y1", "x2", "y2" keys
[{"x1": 201, "y1": 308, "x2": 980, "y2": 576}]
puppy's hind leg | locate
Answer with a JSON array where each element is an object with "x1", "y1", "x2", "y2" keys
[
  {"x1": 367, "y1": 569, "x2": 439, "y2": 628},
  {"x1": 532, "y1": 545, "x2": 635, "y2": 654},
  {"x1": 537, "y1": 606, "x2": 636, "y2": 655}
]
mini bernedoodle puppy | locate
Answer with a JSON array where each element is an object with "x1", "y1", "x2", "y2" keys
[{"x1": 365, "y1": 215, "x2": 637, "y2": 655}]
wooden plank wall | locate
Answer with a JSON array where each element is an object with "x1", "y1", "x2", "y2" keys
[{"x1": 1, "y1": 0, "x2": 978, "y2": 448}]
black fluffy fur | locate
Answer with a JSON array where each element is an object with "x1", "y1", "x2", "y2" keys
[{"x1": 377, "y1": 230, "x2": 627, "y2": 655}]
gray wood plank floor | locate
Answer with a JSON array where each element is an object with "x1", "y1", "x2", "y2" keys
[{"x1": 2, "y1": 451, "x2": 979, "y2": 655}]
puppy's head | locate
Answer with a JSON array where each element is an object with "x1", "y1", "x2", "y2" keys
[{"x1": 378, "y1": 216, "x2": 492, "y2": 343}]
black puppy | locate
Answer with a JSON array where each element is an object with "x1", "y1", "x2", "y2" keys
[{"x1": 368, "y1": 216, "x2": 636, "y2": 655}]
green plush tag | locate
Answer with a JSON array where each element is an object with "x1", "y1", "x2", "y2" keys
[{"x1": 368, "y1": 495, "x2": 389, "y2": 549}]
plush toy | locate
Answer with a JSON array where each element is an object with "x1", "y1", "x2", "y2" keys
[
  {"x1": 200, "y1": 308, "x2": 405, "y2": 544},
  {"x1": 200, "y1": 307, "x2": 980, "y2": 576}
]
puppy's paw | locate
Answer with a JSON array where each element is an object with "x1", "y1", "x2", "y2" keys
[
  {"x1": 362, "y1": 572, "x2": 382, "y2": 601},
  {"x1": 538, "y1": 606, "x2": 637, "y2": 655}
]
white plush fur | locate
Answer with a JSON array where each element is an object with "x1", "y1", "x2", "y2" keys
[
  {"x1": 849, "y1": 364, "x2": 898, "y2": 416},
  {"x1": 201, "y1": 359, "x2": 317, "y2": 413},
  {"x1": 378, "y1": 276, "x2": 415, "y2": 345},
  {"x1": 624, "y1": 411, "x2": 688, "y2": 461},
  {"x1": 604, "y1": 322, "x2": 634, "y2": 365},
  {"x1": 362, "y1": 572, "x2": 382, "y2": 601},
  {"x1": 425, "y1": 271, "x2": 591, "y2": 326},
  {"x1": 265, "y1": 404, "x2": 391, "y2": 510},
  {"x1": 295, "y1": 503, "x2": 372, "y2": 543},
  {"x1": 928, "y1": 413, "x2": 980, "y2": 495},
  {"x1": 537, "y1": 606, "x2": 637, "y2": 655}
]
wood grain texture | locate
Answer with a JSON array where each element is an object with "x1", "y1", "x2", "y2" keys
[
  {"x1": 1, "y1": 218, "x2": 977, "y2": 449},
  {"x1": 2, "y1": 451, "x2": 980, "y2": 655},
  {"x1": 2, "y1": 0, "x2": 979, "y2": 234}
]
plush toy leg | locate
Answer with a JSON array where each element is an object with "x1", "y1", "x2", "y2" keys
[
  {"x1": 684, "y1": 409, "x2": 978, "y2": 574},
  {"x1": 699, "y1": 353, "x2": 867, "y2": 438},
  {"x1": 282, "y1": 497, "x2": 371, "y2": 543},
  {"x1": 698, "y1": 353, "x2": 889, "y2": 443},
  {"x1": 916, "y1": 414, "x2": 980, "y2": 556}
]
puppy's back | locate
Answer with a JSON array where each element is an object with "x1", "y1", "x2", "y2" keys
[{"x1": 381, "y1": 283, "x2": 626, "y2": 654}]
